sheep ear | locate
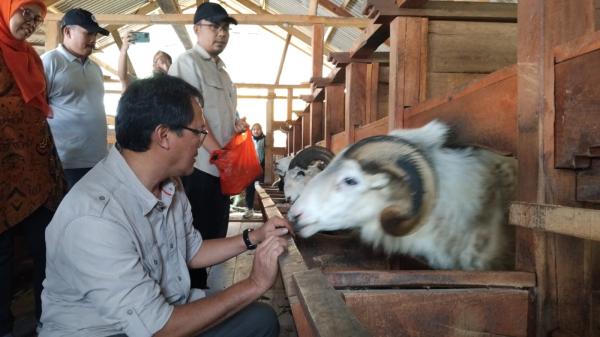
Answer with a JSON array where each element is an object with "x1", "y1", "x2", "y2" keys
[
  {"x1": 380, "y1": 205, "x2": 420, "y2": 237},
  {"x1": 369, "y1": 173, "x2": 389, "y2": 189}
]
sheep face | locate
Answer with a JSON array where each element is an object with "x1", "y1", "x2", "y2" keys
[
  {"x1": 288, "y1": 158, "x2": 394, "y2": 238},
  {"x1": 289, "y1": 135, "x2": 436, "y2": 239},
  {"x1": 284, "y1": 161, "x2": 326, "y2": 203},
  {"x1": 274, "y1": 156, "x2": 293, "y2": 177}
]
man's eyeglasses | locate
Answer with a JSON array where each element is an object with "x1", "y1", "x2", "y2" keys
[
  {"x1": 180, "y1": 126, "x2": 208, "y2": 141},
  {"x1": 196, "y1": 23, "x2": 230, "y2": 33},
  {"x1": 19, "y1": 7, "x2": 44, "y2": 26}
]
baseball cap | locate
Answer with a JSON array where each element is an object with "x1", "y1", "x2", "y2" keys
[
  {"x1": 61, "y1": 8, "x2": 109, "y2": 36},
  {"x1": 193, "y1": 3, "x2": 238, "y2": 25}
]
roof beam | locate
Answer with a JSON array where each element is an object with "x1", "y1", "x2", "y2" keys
[
  {"x1": 155, "y1": 0, "x2": 194, "y2": 50},
  {"x1": 236, "y1": 83, "x2": 310, "y2": 89},
  {"x1": 275, "y1": 34, "x2": 292, "y2": 85},
  {"x1": 45, "y1": 13, "x2": 369, "y2": 27}
]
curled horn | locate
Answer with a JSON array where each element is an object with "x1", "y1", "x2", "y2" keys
[
  {"x1": 343, "y1": 136, "x2": 437, "y2": 237},
  {"x1": 289, "y1": 146, "x2": 335, "y2": 170}
]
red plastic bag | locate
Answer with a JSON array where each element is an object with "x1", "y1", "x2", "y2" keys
[{"x1": 210, "y1": 129, "x2": 263, "y2": 195}]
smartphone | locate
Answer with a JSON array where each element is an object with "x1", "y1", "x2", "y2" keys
[{"x1": 131, "y1": 32, "x2": 150, "y2": 43}]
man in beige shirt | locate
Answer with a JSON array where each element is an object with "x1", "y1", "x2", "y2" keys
[
  {"x1": 40, "y1": 75, "x2": 291, "y2": 337},
  {"x1": 169, "y1": 2, "x2": 248, "y2": 289}
]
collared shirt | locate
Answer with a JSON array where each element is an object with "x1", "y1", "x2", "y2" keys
[
  {"x1": 168, "y1": 43, "x2": 237, "y2": 177},
  {"x1": 40, "y1": 147, "x2": 203, "y2": 337},
  {"x1": 42, "y1": 44, "x2": 108, "y2": 169}
]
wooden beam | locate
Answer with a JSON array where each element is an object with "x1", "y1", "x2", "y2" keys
[
  {"x1": 156, "y1": 0, "x2": 194, "y2": 50},
  {"x1": 275, "y1": 34, "x2": 292, "y2": 85},
  {"x1": 46, "y1": 13, "x2": 369, "y2": 27},
  {"x1": 235, "y1": 83, "x2": 309, "y2": 89},
  {"x1": 265, "y1": 89, "x2": 275, "y2": 184},
  {"x1": 44, "y1": 0, "x2": 61, "y2": 7},
  {"x1": 369, "y1": 1, "x2": 517, "y2": 23},
  {"x1": 44, "y1": 20, "x2": 60, "y2": 52},
  {"x1": 233, "y1": 0, "x2": 338, "y2": 55},
  {"x1": 308, "y1": 0, "x2": 319, "y2": 15},
  {"x1": 510, "y1": 202, "x2": 600, "y2": 242},
  {"x1": 328, "y1": 51, "x2": 389, "y2": 67},
  {"x1": 319, "y1": 0, "x2": 353, "y2": 17},
  {"x1": 312, "y1": 24, "x2": 324, "y2": 79},
  {"x1": 89, "y1": 55, "x2": 119, "y2": 78}
]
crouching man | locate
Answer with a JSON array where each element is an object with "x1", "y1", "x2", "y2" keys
[{"x1": 39, "y1": 75, "x2": 291, "y2": 337}]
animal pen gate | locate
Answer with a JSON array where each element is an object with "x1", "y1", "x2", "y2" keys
[{"x1": 275, "y1": 1, "x2": 599, "y2": 337}]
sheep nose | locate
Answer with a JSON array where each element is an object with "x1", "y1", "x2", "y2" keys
[{"x1": 288, "y1": 212, "x2": 302, "y2": 224}]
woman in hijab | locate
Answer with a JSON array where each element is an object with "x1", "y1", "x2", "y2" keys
[
  {"x1": 243, "y1": 123, "x2": 265, "y2": 219},
  {"x1": 0, "y1": 1, "x2": 65, "y2": 335}
]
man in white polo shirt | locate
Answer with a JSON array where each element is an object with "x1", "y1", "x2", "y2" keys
[{"x1": 42, "y1": 8, "x2": 109, "y2": 188}]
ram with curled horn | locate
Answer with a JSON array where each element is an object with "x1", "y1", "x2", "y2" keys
[
  {"x1": 284, "y1": 146, "x2": 335, "y2": 203},
  {"x1": 288, "y1": 120, "x2": 516, "y2": 271}
]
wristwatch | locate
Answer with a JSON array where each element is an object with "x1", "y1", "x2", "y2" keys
[{"x1": 242, "y1": 228, "x2": 257, "y2": 250}]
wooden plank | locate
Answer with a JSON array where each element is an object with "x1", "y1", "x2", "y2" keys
[
  {"x1": 343, "y1": 288, "x2": 530, "y2": 337},
  {"x1": 388, "y1": 17, "x2": 407, "y2": 129},
  {"x1": 156, "y1": 0, "x2": 193, "y2": 50},
  {"x1": 328, "y1": 52, "x2": 389, "y2": 67},
  {"x1": 428, "y1": 21, "x2": 517, "y2": 74},
  {"x1": 310, "y1": 102, "x2": 324, "y2": 145},
  {"x1": 354, "y1": 117, "x2": 388, "y2": 141},
  {"x1": 426, "y1": 72, "x2": 485, "y2": 99},
  {"x1": 293, "y1": 269, "x2": 371, "y2": 337},
  {"x1": 517, "y1": 1, "x2": 595, "y2": 336},
  {"x1": 46, "y1": 13, "x2": 370, "y2": 27},
  {"x1": 324, "y1": 85, "x2": 345, "y2": 149},
  {"x1": 326, "y1": 270, "x2": 536, "y2": 289},
  {"x1": 365, "y1": 63, "x2": 379, "y2": 124},
  {"x1": 331, "y1": 131, "x2": 347, "y2": 154},
  {"x1": 405, "y1": 65, "x2": 517, "y2": 155},
  {"x1": 302, "y1": 111, "x2": 310, "y2": 147},
  {"x1": 554, "y1": 48, "x2": 600, "y2": 169},
  {"x1": 554, "y1": 30, "x2": 600, "y2": 63},
  {"x1": 344, "y1": 63, "x2": 367, "y2": 145},
  {"x1": 265, "y1": 89, "x2": 275, "y2": 184},
  {"x1": 510, "y1": 202, "x2": 600, "y2": 242},
  {"x1": 350, "y1": 22, "x2": 390, "y2": 59},
  {"x1": 371, "y1": 1, "x2": 517, "y2": 23},
  {"x1": 275, "y1": 34, "x2": 292, "y2": 85},
  {"x1": 312, "y1": 24, "x2": 324, "y2": 79},
  {"x1": 44, "y1": 20, "x2": 60, "y2": 52}
]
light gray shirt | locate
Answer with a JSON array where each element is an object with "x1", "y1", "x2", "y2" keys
[
  {"x1": 42, "y1": 44, "x2": 108, "y2": 169},
  {"x1": 40, "y1": 147, "x2": 203, "y2": 337},
  {"x1": 169, "y1": 43, "x2": 237, "y2": 177}
]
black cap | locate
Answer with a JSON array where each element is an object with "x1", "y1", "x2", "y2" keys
[
  {"x1": 62, "y1": 8, "x2": 109, "y2": 36},
  {"x1": 193, "y1": 3, "x2": 238, "y2": 25}
]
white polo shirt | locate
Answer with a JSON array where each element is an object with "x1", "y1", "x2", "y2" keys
[{"x1": 42, "y1": 44, "x2": 108, "y2": 169}]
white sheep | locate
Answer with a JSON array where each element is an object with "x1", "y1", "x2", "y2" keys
[
  {"x1": 287, "y1": 120, "x2": 516, "y2": 271},
  {"x1": 284, "y1": 161, "x2": 327, "y2": 203}
]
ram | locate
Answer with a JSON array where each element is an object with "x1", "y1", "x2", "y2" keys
[
  {"x1": 288, "y1": 120, "x2": 516, "y2": 271},
  {"x1": 283, "y1": 146, "x2": 334, "y2": 203}
]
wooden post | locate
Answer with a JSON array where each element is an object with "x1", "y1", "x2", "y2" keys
[
  {"x1": 344, "y1": 63, "x2": 367, "y2": 145},
  {"x1": 286, "y1": 88, "x2": 293, "y2": 155},
  {"x1": 324, "y1": 85, "x2": 345, "y2": 150},
  {"x1": 310, "y1": 100, "x2": 323, "y2": 145},
  {"x1": 265, "y1": 89, "x2": 275, "y2": 184},
  {"x1": 302, "y1": 109, "x2": 310, "y2": 148},
  {"x1": 388, "y1": 17, "x2": 428, "y2": 130},
  {"x1": 312, "y1": 24, "x2": 324, "y2": 79},
  {"x1": 516, "y1": 1, "x2": 595, "y2": 336}
]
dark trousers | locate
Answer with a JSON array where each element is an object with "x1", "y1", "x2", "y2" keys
[
  {"x1": 181, "y1": 169, "x2": 230, "y2": 289},
  {"x1": 0, "y1": 207, "x2": 53, "y2": 335},
  {"x1": 244, "y1": 161, "x2": 265, "y2": 210},
  {"x1": 106, "y1": 302, "x2": 279, "y2": 337},
  {"x1": 63, "y1": 167, "x2": 92, "y2": 190}
]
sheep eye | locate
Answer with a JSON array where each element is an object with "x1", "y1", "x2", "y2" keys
[
  {"x1": 296, "y1": 171, "x2": 305, "y2": 177},
  {"x1": 343, "y1": 177, "x2": 358, "y2": 186}
]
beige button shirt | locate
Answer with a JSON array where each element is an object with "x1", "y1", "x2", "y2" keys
[
  {"x1": 40, "y1": 147, "x2": 203, "y2": 337},
  {"x1": 169, "y1": 43, "x2": 238, "y2": 177}
]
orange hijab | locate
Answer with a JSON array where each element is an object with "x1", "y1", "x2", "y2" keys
[{"x1": 0, "y1": 0, "x2": 50, "y2": 117}]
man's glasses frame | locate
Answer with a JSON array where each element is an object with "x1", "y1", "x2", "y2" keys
[
  {"x1": 195, "y1": 23, "x2": 230, "y2": 33},
  {"x1": 180, "y1": 126, "x2": 208, "y2": 142},
  {"x1": 19, "y1": 7, "x2": 44, "y2": 26}
]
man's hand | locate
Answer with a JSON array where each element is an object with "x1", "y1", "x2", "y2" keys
[
  {"x1": 121, "y1": 31, "x2": 135, "y2": 52},
  {"x1": 251, "y1": 216, "x2": 293, "y2": 245},
  {"x1": 248, "y1": 236, "x2": 288, "y2": 292},
  {"x1": 234, "y1": 117, "x2": 249, "y2": 133}
]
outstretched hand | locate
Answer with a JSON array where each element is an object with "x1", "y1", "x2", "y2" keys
[
  {"x1": 253, "y1": 216, "x2": 294, "y2": 244},
  {"x1": 248, "y1": 235, "x2": 288, "y2": 292}
]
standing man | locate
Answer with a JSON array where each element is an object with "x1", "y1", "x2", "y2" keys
[
  {"x1": 169, "y1": 2, "x2": 247, "y2": 289},
  {"x1": 42, "y1": 8, "x2": 109, "y2": 188}
]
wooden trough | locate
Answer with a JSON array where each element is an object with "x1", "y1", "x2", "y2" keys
[{"x1": 258, "y1": 185, "x2": 535, "y2": 337}]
